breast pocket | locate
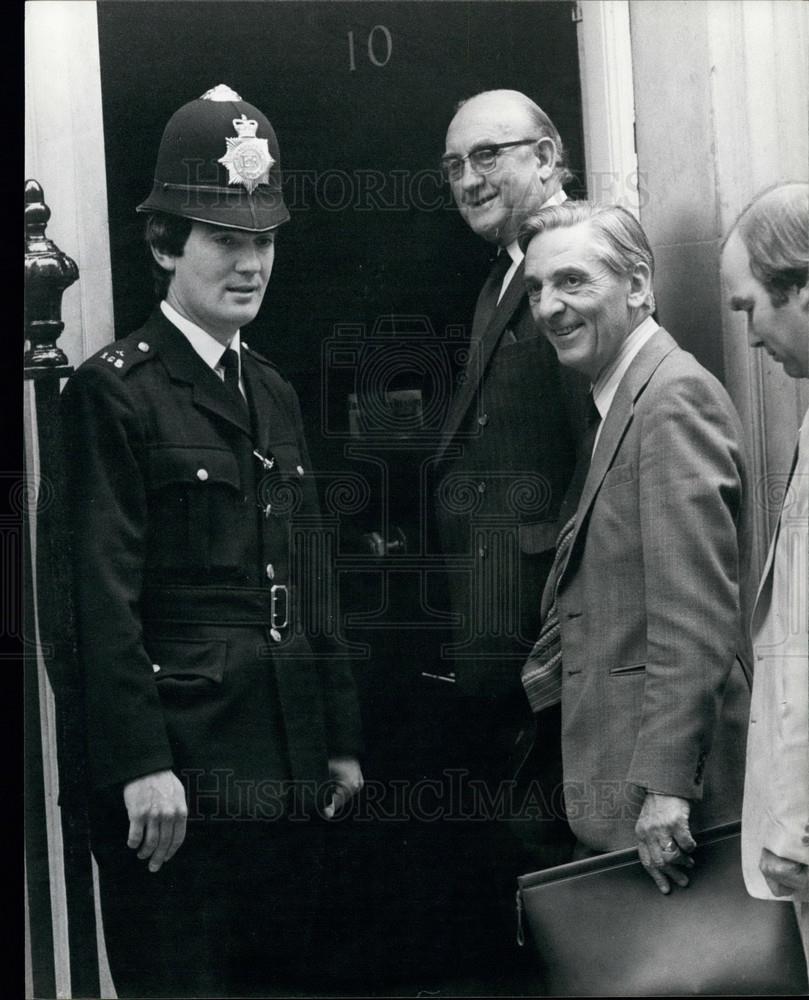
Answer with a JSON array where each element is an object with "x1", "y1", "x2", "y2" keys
[
  {"x1": 519, "y1": 519, "x2": 558, "y2": 554},
  {"x1": 491, "y1": 332, "x2": 546, "y2": 367},
  {"x1": 602, "y1": 463, "x2": 634, "y2": 489},
  {"x1": 146, "y1": 444, "x2": 244, "y2": 571}
]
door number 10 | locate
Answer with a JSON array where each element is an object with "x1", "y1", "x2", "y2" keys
[{"x1": 347, "y1": 26, "x2": 393, "y2": 69}]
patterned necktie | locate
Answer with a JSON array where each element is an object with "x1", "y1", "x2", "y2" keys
[
  {"x1": 521, "y1": 397, "x2": 601, "y2": 713},
  {"x1": 471, "y1": 250, "x2": 513, "y2": 341},
  {"x1": 219, "y1": 347, "x2": 247, "y2": 415}
]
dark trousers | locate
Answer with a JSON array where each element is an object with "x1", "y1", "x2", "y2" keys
[
  {"x1": 91, "y1": 797, "x2": 326, "y2": 998},
  {"x1": 449, "y1": 698, "x2": 575, "y2": 984},
  {"x1": 358, "y1": 689, "x2": 574, "y2": 991}
]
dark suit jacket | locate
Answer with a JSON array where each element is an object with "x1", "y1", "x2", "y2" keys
[
  {"x1": 433, "y1": 260, "x2": 585, "y2": 700},
  {"x1": 549, "y1": 328, "x2": 751, "y2": 850},
  {"x1": 61, "y1": 310, "x2": 361, "y2": 817}
]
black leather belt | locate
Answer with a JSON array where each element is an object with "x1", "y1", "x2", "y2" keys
[{"x1": 142, "y1": 584, "x2": 289, "y2": 638}]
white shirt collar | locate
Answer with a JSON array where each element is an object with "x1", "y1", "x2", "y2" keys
[
  {"x1": 498, "y1": 188, "x2": 568, "y2": 302},
  {"x1": 591, "y1": 315, "x2": 659, "y2": 437},
  {"x1": 160, "y1": 299, "x2": 241, "y2": 372}
]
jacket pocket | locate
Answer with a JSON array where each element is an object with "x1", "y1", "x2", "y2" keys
[
  {"x1": 519, "y1": 519, "x2": 558, "y2": 554},
  {"x1": 493, "y1": 332, "x2": 545, "y2": 362},
  {"x1": 602, "y1": 463, "x2": 633, "y2": 488},
  {"x1": 146, "y1": 445, "x2": 244, "y2": 571},
  {"x1": 148, "y1": 445, "x2": 240, "y2": 491},
  {"x1": 148, "y1": 636, "x2": 227, "y2": 684},
  {"x1": 608, "y1": 662, "x2": 646, "y2": 676}
]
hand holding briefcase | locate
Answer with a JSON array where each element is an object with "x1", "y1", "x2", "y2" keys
[{"x1": 516, "y1": 822, "x2": 808, "y2": 996}]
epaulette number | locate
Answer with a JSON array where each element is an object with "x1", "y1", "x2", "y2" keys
[{"x1": 100, "y1": 349, "x2": 126, "y2": 369}]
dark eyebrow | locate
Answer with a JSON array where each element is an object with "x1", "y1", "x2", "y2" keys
[{"x1": 729, "y1": 295, "x2": 753, "y2": 311}]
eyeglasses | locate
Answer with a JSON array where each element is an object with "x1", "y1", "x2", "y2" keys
[{"x1": 440, "y1": 139, "x2": 540, "y2": 182}]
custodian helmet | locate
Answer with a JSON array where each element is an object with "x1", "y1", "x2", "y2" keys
[{"x1": 136, "y1": 84, "x2": 289, "y2": 232}]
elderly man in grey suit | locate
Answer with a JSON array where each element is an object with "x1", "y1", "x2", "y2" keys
[{"x1": 520, "y1": 201, "x2": 750, "y2": 893}]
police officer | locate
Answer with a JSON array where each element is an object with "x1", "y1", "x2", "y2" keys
[{"x1": 62, "y1": 85, "x2": 363, "y2": 998}]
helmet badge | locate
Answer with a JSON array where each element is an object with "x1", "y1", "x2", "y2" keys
[{"x1": 218, "y1": 115, "x2": 275, "y2": 194}]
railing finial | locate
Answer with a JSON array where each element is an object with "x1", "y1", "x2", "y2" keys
[{"x1": 24, "y1": 179, "x2": 78, "y2": 372}]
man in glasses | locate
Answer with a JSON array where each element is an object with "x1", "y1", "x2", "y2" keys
[{"x1": 427, "y1": 90, "x2": 585, "y2": 979}]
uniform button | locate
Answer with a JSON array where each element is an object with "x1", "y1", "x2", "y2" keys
[
  {"x1": 478, "y1": 414, "x2": 489, "y2": 426},
  {"x1": 477, "y1": 481, "x2": 486, "y2": 494},
  {"x1": 137, "y1": 341, "x2": 150, "y2": 353},
  {"x1": 196, "y1": 468, "x2": 209, "y2": 482},
  {"x1": 296, "y1": 465, "x2": 304, "y2": 476},
  {"x1": 270, "y1": 628, "x2": 282, "y2": 643},
  {"x1": 265, "y1": 563, "x2": 275, "y2": 580},
  {"x1": 152, "y1": 663, "x2": 160, "y2": 673}
]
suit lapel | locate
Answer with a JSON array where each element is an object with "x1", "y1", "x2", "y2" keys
[
  {"x1": 150, "y1": 311, "x2": 252, "y2": 438},
  {"x1": 751, "y1": 435, "x2": 801, "y2": 626},
  {"x1": 561, "y1": 328, "x2": 680, "y2": 578},
  {"x1": 438, "y1": 261, "x2": 527, "y2": 461},
  {"x1": 243, "y1": 348, "x2": 308, "y2": 455}
]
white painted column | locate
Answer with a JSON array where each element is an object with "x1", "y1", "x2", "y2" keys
[
  {"x1": 25, "y1": 0, "x2": 114, "y2": 368},
  {"x1": 576, "y1": 0, "x2": 641, "y2": 215},
  {"x1": 707, "y1": 0, "x2": 809, "y2": 572},
  {"x1": 25, "y1": 2, "x2": 116, "y2": 997}
]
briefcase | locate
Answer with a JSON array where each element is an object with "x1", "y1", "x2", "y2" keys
[{"x1": 516, "y1": 821, "x2": 808, "y2": 996}]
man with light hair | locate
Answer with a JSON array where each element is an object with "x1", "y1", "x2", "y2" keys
[
  {"x1": 721, "y1": 181, "x2": 809, "y2": 962},
  {"x1": 519, "y1": 201, "x2": 750, "y2": 892}
]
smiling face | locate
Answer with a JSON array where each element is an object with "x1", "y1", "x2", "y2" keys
[
  {"x1": 153, "y1": 222, "x2": 276, "y2": 344},
  {"x1": 444, "y1": 93, "x2": 555, "y2": 247},
  {"x1": 523, "y1": 221, "x2": 652, "y2": 381},
  {"x1": 721, "y1": 230, "x2": 809, "y2": 379}
]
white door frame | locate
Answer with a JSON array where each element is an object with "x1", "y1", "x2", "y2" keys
[{"x1": 576, "y1": 0, "x2": 641, "y2": 215}]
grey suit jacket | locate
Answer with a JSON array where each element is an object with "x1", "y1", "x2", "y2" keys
[{"x1": 550, "y1": 328, "x2": 751, "y2": 850}]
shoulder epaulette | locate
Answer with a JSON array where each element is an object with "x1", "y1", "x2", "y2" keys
[{"x1": 85, "y1": 335, "x2": 156, "y2": 377}]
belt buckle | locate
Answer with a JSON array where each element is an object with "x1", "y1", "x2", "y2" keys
[{"x1": 269, "y1": 583, "x2": 289, "y2": 642}]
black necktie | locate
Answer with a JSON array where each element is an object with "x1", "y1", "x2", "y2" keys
[
  {"x1": 555, "y1": 394, "x2": 602, "y2": 530},
  {"x1": 219, "y1": 347, "x2": 247, "y2": 415},
  {"x1": 471, "y1": 251, "x2": 513, "y2": 340},
  {"x1": 522, "y1": 395, "x2": 601, "y2": 713}
]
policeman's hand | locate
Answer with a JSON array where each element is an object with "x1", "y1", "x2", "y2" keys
[
  {"x1": 635, "y1": 792, "x2": 696, "y2": 894},
  {"x1": 324, "y1": 757, "x2": 364, "y2": 819},
  {"x1": 759, "y1": 848, "x2": 809, "y2": 897},
  {"x1": 123, "y1": 769, "x2": 188, "y2": 873}
]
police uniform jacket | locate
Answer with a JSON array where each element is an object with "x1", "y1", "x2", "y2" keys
[{"x1": 62, "y1": 309, "x2": 361, "y2": 815}]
